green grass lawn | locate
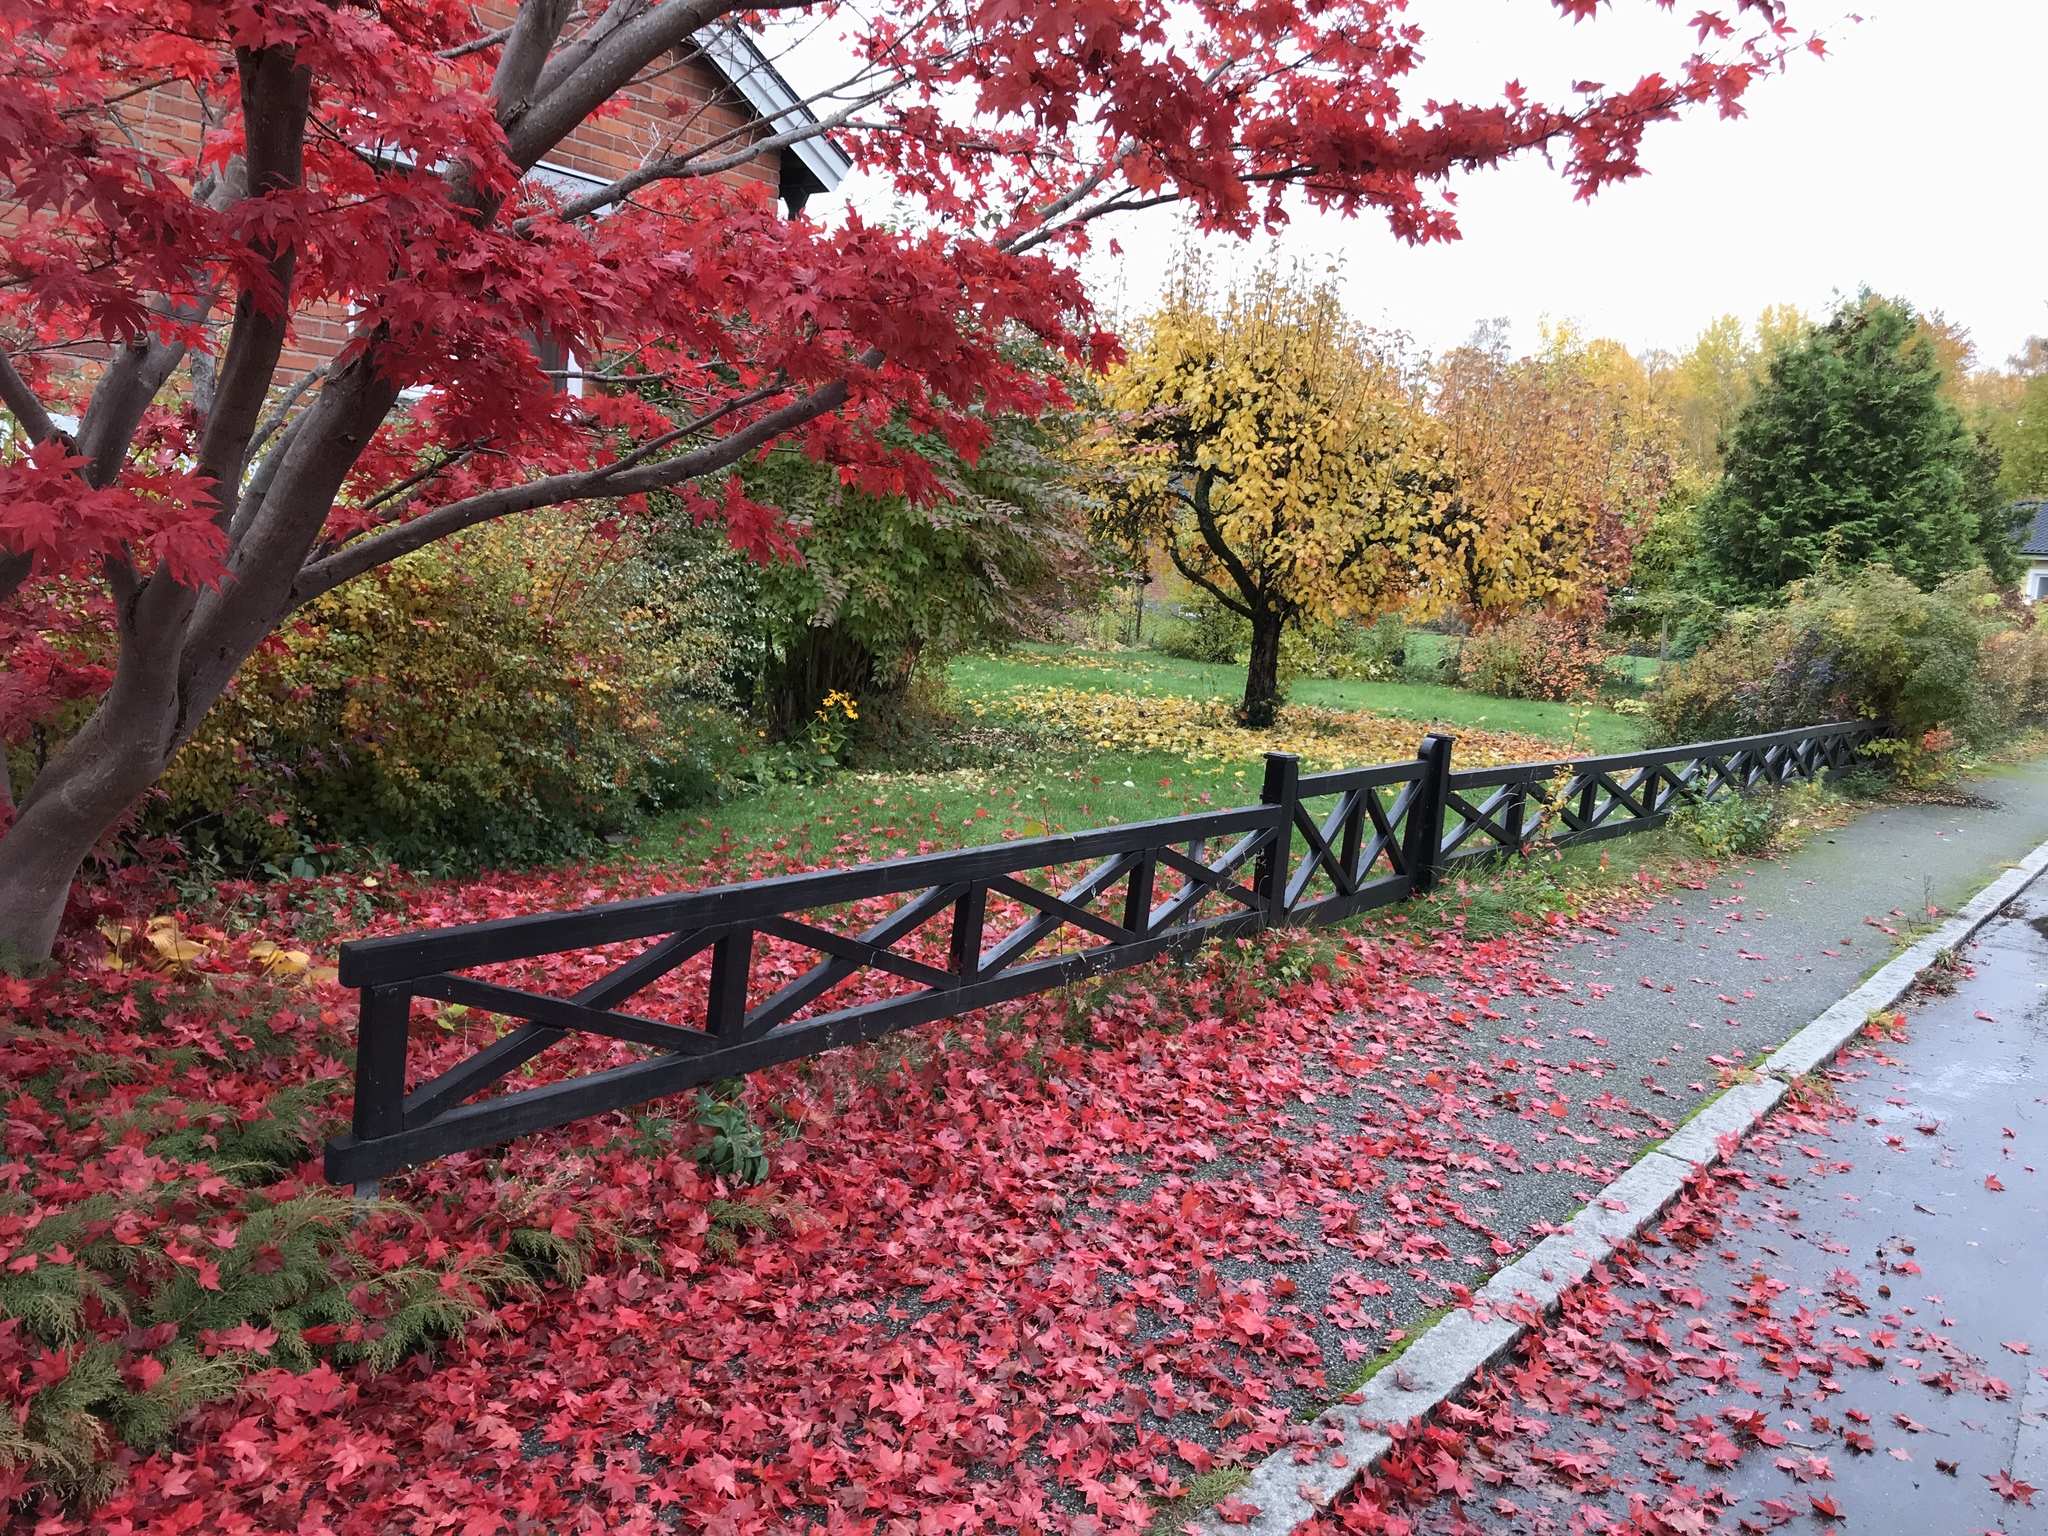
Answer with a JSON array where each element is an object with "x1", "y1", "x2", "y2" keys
[
  {"x1": 642, "y1": 642, "x2": 1653, "y2": 872},
  {"x1": 652, "y1": 748, "x2": 1231, "y2": 870},
  {"x1": 949, "y1": 643, "x2": 1652, "y2": 755}
]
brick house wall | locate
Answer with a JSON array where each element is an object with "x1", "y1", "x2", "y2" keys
[{"x1": 98, "y1": 22, "x2": 813, "y2": 382}]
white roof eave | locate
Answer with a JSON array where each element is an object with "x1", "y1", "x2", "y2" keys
[{"x1": 691, "y1": 23, "x2": 852, "y2": 194}]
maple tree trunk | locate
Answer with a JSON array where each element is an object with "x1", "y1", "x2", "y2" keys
[
  {"x1": 1241, "y1": 611, "x2": 1284, "y2": 729},
  {"x1": 0, "y1": 667, "x2": 184, "y2": 966}
]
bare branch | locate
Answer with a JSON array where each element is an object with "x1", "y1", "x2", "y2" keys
[
  {"x1": 595, "y1": 376, "x2": 785, "y2": 473},
  {"x1": 493, "y1": 0, "x2": 579, "y2": 128},
  {"x1": 525, "y1": 79, "x2": 887, "y2": 225},
  {"x1": 230, "y1": 405, "x2": 314, "y2": 543},
  {"x1": 440, "y1": 24, "x2": 516, "y2": 60},
  {"x1": 1000, "y1": 186, "x2": 1183, "y2": 257},
  {"x1": 360, "y1": 445, "x2": 478, "y2": 513},
  {"x1": 74, "y1": 334, "x2": 192, "y2": 489},
  {"x1": 246, "y1": 364, "x2": 327, "y2": 463},
  {"x1": 509, "y1": 2, "x2": 816, "y2": 171},
  {"x1": 1009, "y1": 135, "x2": 1135, "y2": 235},
  {"x1": 189, "y1": 45, "x2": 312, "y2": 529},
  {"x1": 529, "y1": 0, "x2": 652, "y2": 107}
]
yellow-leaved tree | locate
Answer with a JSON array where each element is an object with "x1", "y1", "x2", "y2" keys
[
  {"x1": 1416, "y1": 322, "x2": 1679, "y2": 634},
  {"x1": 1651, "y1": 305, "x2": 1808, "y2": 470},
  {"x1": 1095, "y1": 266, "x2": 1450, "y2": 726}
]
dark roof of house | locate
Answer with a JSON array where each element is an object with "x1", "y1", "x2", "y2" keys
[{"x1": 2020, "y1": 500, "x2": 2048, "y2": 558}]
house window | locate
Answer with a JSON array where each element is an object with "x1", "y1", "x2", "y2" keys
[{"x1": 2031, "y1": 571, "x2": 2048, "y2": 602}]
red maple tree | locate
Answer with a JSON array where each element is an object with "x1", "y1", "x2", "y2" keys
[{"x1": 0, "y1": 0, "x2": 1814, "y2": 961}]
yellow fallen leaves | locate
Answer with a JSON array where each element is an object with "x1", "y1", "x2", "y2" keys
[
  {"x1": 988, "y1": 685, "x2": 1573, "y2": 771},
  {"x1": 247, "y1": 937, "x2": 338, "y2": 985},
  {"x1": 98, "y1": 916, "x2": 337, "y2": 984},
  {"x1": 99, "y1": 915, "x2": 209, "y2": 974}
]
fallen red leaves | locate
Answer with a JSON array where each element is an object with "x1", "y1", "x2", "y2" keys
[
  {"x1": 1987, "y1": 1468, "x2": 2036, "y2": 1505},
  {"x1": 3, "y1": 843, "x2": 1697, "y2": 1532}
]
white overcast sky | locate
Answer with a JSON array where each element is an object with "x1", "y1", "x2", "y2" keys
[{"x1": 796, "y1": 0, "x2": 2047, "y2": 367}]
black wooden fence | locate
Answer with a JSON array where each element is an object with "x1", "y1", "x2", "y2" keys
[{"x1": 324, "y1": 721, "x2": 1872, "y2": 1187}]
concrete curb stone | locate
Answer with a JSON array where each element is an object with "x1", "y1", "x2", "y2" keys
[
  {"x1": 1652, "y1": 1079, "x2": 1790, "y2": 1171},
  {"x1": 1196, "y1": 832, "x2": 2048, "y2": 1536},
  {"x1": 1761, "y1": 835, "x2": 2048, "y2": 1082}
]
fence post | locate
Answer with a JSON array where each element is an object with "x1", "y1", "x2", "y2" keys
[
  {"x1": 1503, "y1": 776, "x2": 1528, "y2": 854},
  {"x1": 1402, "y1": 732, "x2": 1455, "y2": 895},
  {"x1": 349, "y1": 986, "x2": 412, "y2": 1197},
  {"x1": 951, "y1": 886, "x2": 987, "y2": 979},
  {"x1": 1256, "y1": 751, "x2": 1301, "y2": 921}
]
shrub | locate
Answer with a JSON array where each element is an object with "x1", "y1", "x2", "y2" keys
[
  {"x1": 152, "y1": 515, "x2": 709, "y2": 872},
  {"x1": 1152, "y1": 588, "x2": 1249, "y2": 663},
  {"x1": 1975, "y1": 612, "x2": 2048, "y2": 736},
  {"x1": 1454, "y1": 613, "x2": 1611, "y2": 702},
  {"x1": 1356, "y1": 615, "x2": 1410, "y2": 680},
  {"x1": 1644, "y1": 564, "x2": 2003, "y2": 752},
  {"x1": 1669, "y1": 787, "x2": 1789, "y2": 858},
  {"x1": 674, "y1": 409, "x2": 1098, "y2": 739},
  {"x1": 1859, "y1": 728, "x2": 1962, "y2": 789}
]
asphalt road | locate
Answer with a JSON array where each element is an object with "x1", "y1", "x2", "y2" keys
[
  {"x1": 1349, "y1": 840, "x2": 2048, "y2": 1533},
  {"x1": 1195, "y1": 759, "x2": 2048, "y2": 1431}
]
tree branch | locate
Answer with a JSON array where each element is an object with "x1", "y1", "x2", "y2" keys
[
  {"x1": 229, "y1": 405, "x2": 313, "y2": 543},
  {"x1": 493, "y1": 0, "x2": 578, "y2": 128},
  {"x1": 1161, "y1": 533, "x2": 1251, "y2": 619},
  {"x1": 188, "y1": 45, "x2": 312, "y2": 533},
  {"x1": 74, "y1": 334, "x2": 192, "y2": 490},
  {"x1": 528, "y1": 0, "x2": 651, "y2": 108},
  {"x1": 440, "y1": 24, "x2": 517, "y2": 60},
  {"x1": 1185, "y1": 469, "x2": 1266, "y2": 616},
  {"x1": 0, "y1": 353, "x2": 62, "y2": 446},
  {"x1": 525, "y1": 78, "x2": 889, "y2": 226},
  {"x1": 509, "y1": 0, "x2": 732, "y2": 170},
  {"x1": 288, "y1": 375, "x2": 852, "y2": 605},
  {"x1": 245, "y1": 363, "x2": 326, "y2": 466}
]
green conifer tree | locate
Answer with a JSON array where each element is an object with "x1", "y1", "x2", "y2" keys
[{"x1": 1693, "y1": 293, "x2": 2020, "y2": 604}]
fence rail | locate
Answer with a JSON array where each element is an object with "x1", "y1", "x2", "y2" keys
[{"x1": 323, "y1": 719, "x2": 1873, "y2": 1187}]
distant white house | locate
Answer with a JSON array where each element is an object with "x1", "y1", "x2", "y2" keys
[{"x1": 2020, "y1": 501, "x2": 2048, "y2": 603}]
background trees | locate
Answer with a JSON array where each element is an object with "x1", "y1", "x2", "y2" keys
[
  {"x1": 1417, "y1": 323, "x2": 1677, "y2": 636},
  {"x1": 0, "y1": 0, "x2": 1817, "y2": 963},
  {"x1": 665, "y1": 409, "x2": 1094, "y2": 740},
  {"x1": 1652, "y1": 305, "x2": 1809, "y2": 470},
  {"x1": 1692, "y1": 293, "x2": 2019, "y2": 605},
  {"x1": 1094, "y1": 268, "x2": 1448, "y2": 726},
  {"x1": 1984, "y1": 365, "x2": 2048, "y2": 501}
]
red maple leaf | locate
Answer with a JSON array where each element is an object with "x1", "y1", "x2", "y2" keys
[
  {"x1": 1987, "y1": 1470, "x2": 2036, "y2": 1505},
  {"x1": 1214, "y1": 1494, "x2": 1263, "y2": 1524}
]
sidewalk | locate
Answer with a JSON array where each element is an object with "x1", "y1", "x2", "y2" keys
[
  {"x1": 1313, "y1": 844, "x2": 2048, "y2": 1534},
  {"x1": 1227, "y1": 758, "x2": 2048, "y2": 1426}
]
